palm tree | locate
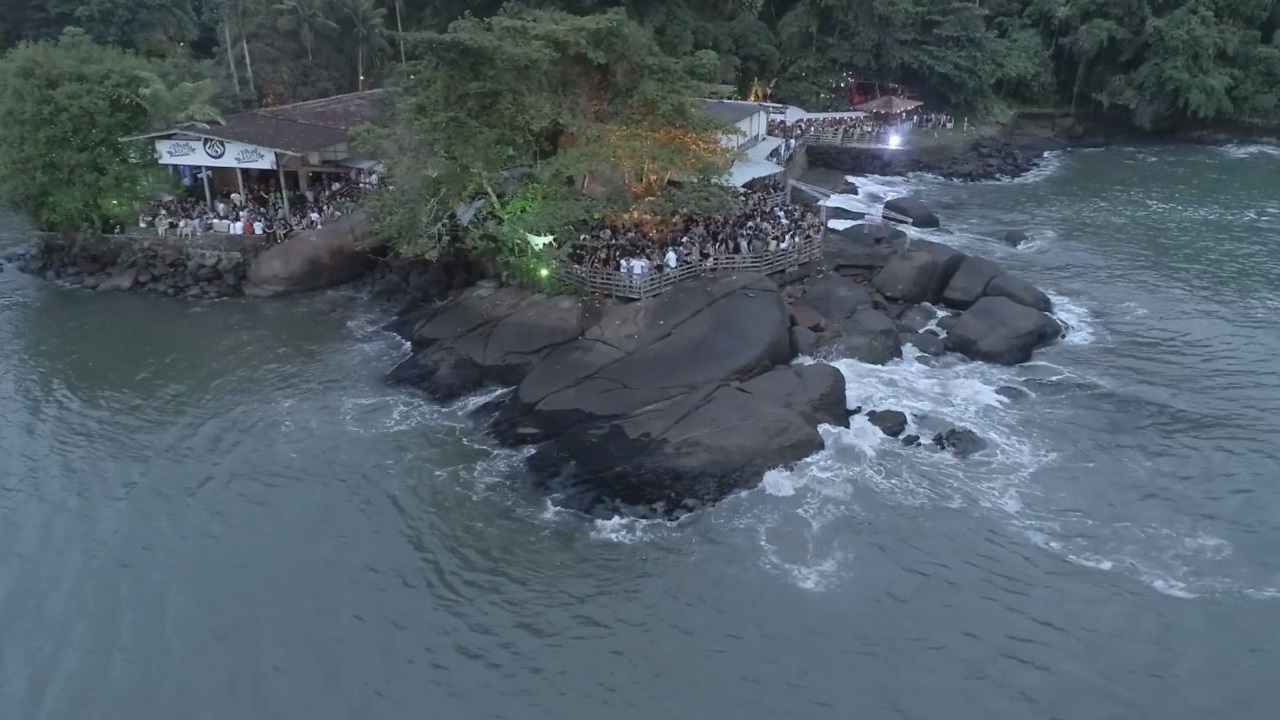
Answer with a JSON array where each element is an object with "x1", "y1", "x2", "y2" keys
[
  {"x1": 344, "y1": 0, "x2": 389, "y2": 90},
  {"x1": 391, "y1": 0, "x2": 405, "y2": 64},
  {"x1": 120, "y1": 72, "x2": 225, "y2": 129},
  {"x1": 226, "y1": 0, "x2": 262, "y2": 99},
  {"x1": 274, "y1": 0, "x2": 339, "y2": 61}
]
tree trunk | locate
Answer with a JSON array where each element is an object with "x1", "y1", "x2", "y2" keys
[
  {"x1": 395, "y1": 0, "x2": 406, "y2": 64},
  {"x1": 242, "y1": 36, "x2": 256, "y2": 99},
  {"x1": 223, "y1": 23, "x2": 242, "y2": 102},
  {"x1": 358, "y1": 44, "x2": 364, "y2": 90}
]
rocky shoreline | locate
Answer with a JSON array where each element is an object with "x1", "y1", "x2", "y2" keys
[{"x1": 380, "y1": 192, "x2": 1063, "y2": 518}]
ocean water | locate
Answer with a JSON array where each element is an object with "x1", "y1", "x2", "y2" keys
[{"x1": 2, "y1": 145, "x2": 1279, "y2": 719}]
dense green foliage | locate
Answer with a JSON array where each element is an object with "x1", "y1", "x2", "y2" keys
[
  {"x1": 363, "y1": 7, "x2": 735, "y2": 264},
  {"x1": 3, "y1": 0, "x2": 1278, "y2": 127},
  {"x1": 1, "y1": 0, "x2": 1278, "y2": 237},
  {"x1": 0, "y1": 29, "x2": 173, "y2": 232}
]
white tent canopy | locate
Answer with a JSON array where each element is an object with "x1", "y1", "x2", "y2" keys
[{"x1": 724, "y1": 157, "x2": 784, "y2": 187}]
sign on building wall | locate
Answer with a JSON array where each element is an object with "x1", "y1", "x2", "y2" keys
[{"x1": 154, "y1": 138, "x2": 277, "y2": 170}]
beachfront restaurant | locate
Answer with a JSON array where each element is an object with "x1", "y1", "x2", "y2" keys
[{"x1": 125, "y1": 90, "x2": 385, "y2": 220}]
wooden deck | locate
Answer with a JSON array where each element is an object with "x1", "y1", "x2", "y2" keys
[{"x1": 554, "y1": 235, "x2": 824, "y2": 300}]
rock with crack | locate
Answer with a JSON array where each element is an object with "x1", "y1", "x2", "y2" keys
[
  {"x1": 389, "y1": 286, "x2": 589, "y2": 399},
  {"x1": 491, "y1": 273, "x2": 791, "y2": 443},
  {"x1": 821, "y1": 308, "x2": 902, "y2": 365},
  {"x1": 526, "y1": 364, "x2": 846, "y2": 519},
  {"x1": 867, "y1": 409, "x2": 908, "y2": 437}
]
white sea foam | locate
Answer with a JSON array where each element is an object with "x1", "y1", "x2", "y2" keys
[
  {"x1": 1218, "y1": 144, "x2": 1280, "y2": 159},
  {"x1": 1000, "y1": 149, "x2": 1068, "y2": 184},
  {"x1": 826, "y1": 219, "x2": 858, "y2": 231},
  {"x1": 1048, "y1": 293, "x2": 1099, "y2": 346}
]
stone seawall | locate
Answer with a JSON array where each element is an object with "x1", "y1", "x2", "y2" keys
[{"x1": 11, "y1": 232, "x2": 257, "y2": 299}]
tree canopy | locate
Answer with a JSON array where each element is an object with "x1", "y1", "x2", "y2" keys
[
  {"x1": 0, "y1": 29, "x2": 171, "y2": 232},
  {"x1": 2, "y1": 0, "x2": 1277, "y2": 129},
  {"x1": 364, "y1": 7, "x2": 735, "y2": 266}
]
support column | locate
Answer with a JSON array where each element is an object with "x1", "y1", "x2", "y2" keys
[
  {"x1": 236, "y1": 166, "x2": 245, "y2": 199},
  {"x1": 201, "y1": 166, "x2": 212, "y2": 208},
  {"x1": 276, "y1": 157, "x2": 291, "y2": 220}
]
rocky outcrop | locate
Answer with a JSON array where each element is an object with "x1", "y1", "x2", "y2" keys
[
  {"x1": 985, "y1": 274, "x2": 1052, "y2": 313},
  {"x1": 873, "y1": 250, "x2": 941, "y2": 304},
  {"x1": 866, "y1": 409, "x2": 908, "y2": 438},
  {"x1": 245, "y1": 214, "x2": 376, "y2": 296},
  {"x1": 944, "y1": 296, "x2": 1062, "y2": 365},
  {"x1": 14, "y1": 233, "x2": 252, "y2": 299},
  {"x1": 884, "y1": 197, "x2": 941, "y2": 228},
  {"x1": 805, "y1": 137, "x2": 1051, "y2": 182},
  {"x1": 1003, "y1": 229, "x2": 1029, "y2": 247},
  {"x1": 933, "y1": 428, "x2": 988, "y2": 457},
  {"x1": 941, "y1": 256, "x2": 1002, "y2": 310},
  {"x1": 390, "y1": 285, "x2": 591, "y2": 400},
  {"x1": 388, "y1": 273, "x2": 847, "y2": 517},
  {"x1": 826, "y1": 308, "x2": 902, "y2": 365}
]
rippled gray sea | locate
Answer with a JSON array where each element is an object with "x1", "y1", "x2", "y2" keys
[{"x1": 2, "y1": 145, "x2": 1279, "y2": 720}]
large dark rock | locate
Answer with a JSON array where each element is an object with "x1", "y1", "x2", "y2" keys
[
  {"x1": 740, "y1": 363, "x2": 848, "y2": 428},
  {"x1": 497, "y1": 273, "x2": 791, "y2": 442},
  {"x1": 393, "y1": 286, "x2": 588, "y2": 399},
  {"x1": 1003, "y1": 230, "x2": 1029, "y2": 247},
  {"x1": 941, "y1": 256, "x2": 1002, "y2": 310},
  {"x1": 96, "y1": 267, "x2": 138, "y2": 292},
  {"x1": 827, "y1": 308, "x2": 902, "y2": 365},
  {"x1": 985, "y1": 273, "x2": 1053, "y2": 312},
  {"x1": 909, "y1": 239, "x2": 967, "y2": 300},
  {"x1": 895, "y1": 304, "x2": 937, "y2": 333},
  {"x1": 790, "y1": 326, "x2": 818, "y2": 356},
  {"x1": 527, "y1": 381, "x2": 829, "y2": 518},
  {"x1": 866, "y1": 409, "x2": 908, "y2": 438},
  {"x1": 945, "y1": 296, "x2": 1061, "y2": 365},
  {"x1": 802, "y1": 274, "x2": 873, "y2": 322},
  {"x1": 933, "y1": 428, "x2": 988, "y2": 457},
  {"x1": 245, "y1": 213, "x2": 376, "y2": 296},
  {"x1": 884, "y1": 196, "x2": 941, "y2": 228},
  {"x1": 903, "y1": 331, "x2": 945, "y2": 356},
  {"x1": 873, "y1": 250, "x2": 941, "y2": 304}
]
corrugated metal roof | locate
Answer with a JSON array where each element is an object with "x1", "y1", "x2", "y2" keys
[{"x1": 135, "y1": 90, "x2": 387, "y2": 155}]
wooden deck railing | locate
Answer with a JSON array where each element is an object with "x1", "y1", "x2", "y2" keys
[{"x1": 554, "y1": 235, "x2": 824, "y2": 300}]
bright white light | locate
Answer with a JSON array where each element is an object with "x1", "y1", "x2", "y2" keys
[{"x1": 888, "y1": 133, "x2": 902, "y2": 149}]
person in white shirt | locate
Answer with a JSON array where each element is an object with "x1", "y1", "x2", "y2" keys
[
  {"x1": 230, "y1": 191, "x2": 244, "y2": 208},
  {"x1": 253, "y1": 219, "x2": 265, "y2": 235},
  {"x1": 664, "y1": 247, "x2": 678, "y2": 269},
  {"x1": 231, "y1": 220, "x2": 244, "y2": 234},
  {"x1": 308, "y1": 210, "x2": 322, "y2": 228}
]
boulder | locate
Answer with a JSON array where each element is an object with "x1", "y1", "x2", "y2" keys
[
  {"x1": 941, "y1": 256, "x2": 1002, "y2": 310},
  {"x1": 1003, "y1": 230, "x2": 1029, "y2": 247},
  {"x1": 909, "y1": 239, "x2": 967, "y2": 300},
  {"x1": 901, "y1": 434, "x2": 922, "y2": 448},
  {"x1": 496, "y1": 273, "x2": 791, "y2": 442},
  {"x1": 96, "y1": 267, "x2": 139, "y2": 292},
  {"x1": 866, "y1": 409, "x2": 907, "y2": 438},
  {"x1": 903, "y1": 331, "x2": 945, "y2": 356},
  {"x1": 394, "y1": 287, "x2": 588, "y2": 397},
  {"x1": 985, "y1": 273, "x2": 1052, "y2": 312},
  {"x1": 944, "y1": 296, "x2": 1061, "y2": 365},
  {"x1": 526, "y1": 382, "x2": 828, "y2": 519},
  {"x1": 788, "y1": 302, "x2": 826, "y2": 331},
  {"x1": 245, "y1": 213, "x2": 376, "y2": 296},
  {"x1": 740, "y1": 363, "x2": 849, "y2": 428},
  {"x1": 802, "y1": 274, "x2": 873, "y2": 321},
  {"x1": 895, "y1": 304, "x2": 937, "y2": 333},
  {"x1": 933, "y1": 428, "x2": 988, "y2": 457},
  {"x1": 828, "y1": 308, "x2": 902, "y2": 365},
  {"x1": 790, "y1": 326, "x2": 818, "y2": 356},
  {"x1": 387, "y1": 346, "x2": 486, "y2": 401},
  {"x1": 884, "y1": 196, "x2": 941, "y2": 228},
  {"x1": 873, "y1": 250, "x2": 942, "y2": 304}
]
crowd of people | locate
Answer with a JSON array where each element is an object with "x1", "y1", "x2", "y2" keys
[
  {"x1": 567, "y1": 183, "x2": 823, "y2": 280},
  {"x1": 767, "y1": 115, "x2": 891, "y2": 142},
  {"x1": 132, "y1": 173, "x2": 372, "y2": 244},
  {"x1": 913, "y1": 112, "x2": 955, "y2": 130}
]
